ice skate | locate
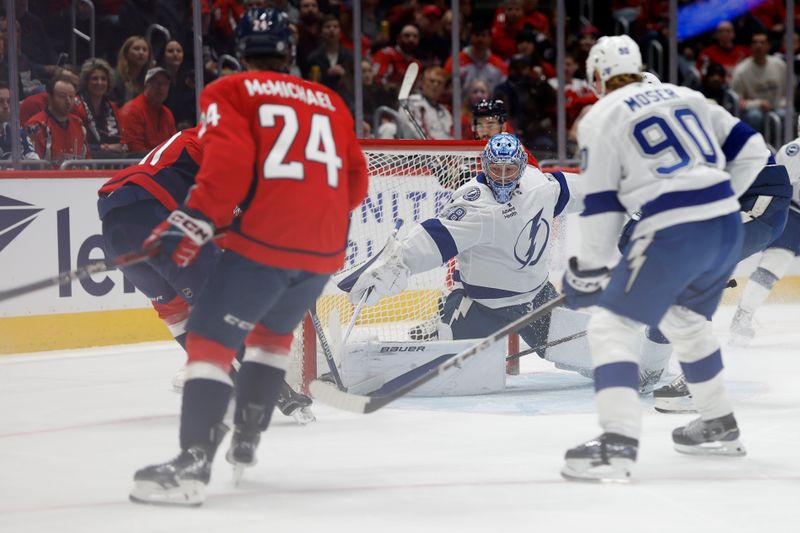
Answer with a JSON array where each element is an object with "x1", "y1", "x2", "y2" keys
[
  {"x1": 226, "y1": 403, "x2": 267, "y2": 485},
  {"x1": 561, "y1": 433, "x2": 638, "y2": 483},
  {"x1": 653, "y1": 374, "x2": 695, "y2": 413},
  {"x1": 277, "y1": 380, "x2": 316, "y2": 425},
  {"x1": 639, "y1": 367, "x2": 665, "y2": 394},
  {"x1": 130, "y1": 423, "x2": 228, "y2": 507},
  {"x1": 729, "y1": 308, "x2": 755, "y2": 346},
  {"x1": 672, "y1": 413, "x2": 746, "y2": 456}
]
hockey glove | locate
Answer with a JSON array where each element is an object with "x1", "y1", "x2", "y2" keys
[
  {"x1": 349, "y1": 260, "x2": 410, "y2": 306},
  {"x1": 144, "y1": 207, "x2": 215, "y2": 268},
  {"x1": 562, "y1": 257, "x2": 611, "y2": 310}
]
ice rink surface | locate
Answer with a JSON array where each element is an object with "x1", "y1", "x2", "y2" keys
[{"x1": 1, "y1": 305, "x2": 799, "y2": 533}]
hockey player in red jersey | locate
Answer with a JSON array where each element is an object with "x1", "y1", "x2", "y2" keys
[
  {"x1": 129, "y1": 7, "x2": 369, "y2": 506},
  {"x1": 98, "y1": 128, "x2": 315, "y2": 424}
]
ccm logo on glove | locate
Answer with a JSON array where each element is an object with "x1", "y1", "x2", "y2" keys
[{"x1": 167, "y1": 211, "x2": 214, "y2": 245}]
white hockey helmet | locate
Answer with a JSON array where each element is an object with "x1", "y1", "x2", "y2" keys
[{"x1": 586, "y1": 35, "x2": 642, "y2": 97}]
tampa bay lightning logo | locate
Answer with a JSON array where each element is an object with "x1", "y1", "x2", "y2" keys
[
  {"x1": 786, "y1": 143, "x2": 799, "y2": 157},
  {"x1": 513, "y1": 209, "x2": 550, "y2": 269},
  {"x1": 463, "y1": 187, "x2": 481, "y2": 201}
]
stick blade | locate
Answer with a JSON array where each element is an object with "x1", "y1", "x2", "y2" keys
[
  {"x1": 309, "y1": 380, "x2": 374, "y2": 414},
  {"x1": 398, "y1": 62, "x2": 419, "y2": 101}
]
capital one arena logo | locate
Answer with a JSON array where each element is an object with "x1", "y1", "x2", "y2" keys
[
  {"x1": 513, "y1": 208, "x2": 550, "y2": 269},
  {"x1": 0, "y1": 195, "x2": 43, "y2": 254}
]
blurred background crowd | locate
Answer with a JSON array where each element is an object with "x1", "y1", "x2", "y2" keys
[{"x1": 0, "y1": 0, "x2": 798, "y2": 168}]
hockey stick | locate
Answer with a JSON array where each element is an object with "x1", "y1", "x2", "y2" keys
[
  {"x1": 0, "y1": 241, "x2": 161, "y2": 303},
  {"x1": 308, "y1": 306, "x2": 346, "y2": 391},
  {"x1": 309, "y1": 294, "x2": 566, "y2": 414},
  {"x1": 505, "y1": 330, "x2": 588, "y2": 362},
  {"x1": 397, "y1": 62, "x2": 427, "y2": 140}
]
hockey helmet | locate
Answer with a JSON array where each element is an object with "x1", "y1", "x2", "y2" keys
[
  {"x1": 586, "y1": 35, "x2": 642, "y2": 97},
  {"x1": 472, "y1": 100, "x2": 508, "y2": 140},
  {"x1": 481, "y1": 133, "x2": 526, "y2": 203},
  {"x1": 641, "y1": 71, "x2": 661, "y2": 85},
  {"x1": 236, "y1": 8, "x2": 293, "y2": 59}
]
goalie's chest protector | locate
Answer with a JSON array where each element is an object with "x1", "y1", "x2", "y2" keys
[{"x1": 455, "y1": 168, "x2": 559, "y2": 308}]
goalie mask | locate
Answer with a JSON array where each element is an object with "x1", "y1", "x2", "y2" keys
[{"x1": 481, "y1": 133, "x2": 525, "y2": 204}]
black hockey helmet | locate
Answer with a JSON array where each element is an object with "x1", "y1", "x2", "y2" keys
[
  {"x1": 472, "y1": 99, "x2": 507, "y2": 127},
  {"x1": 236, "y1": 8, "x2": 293, "y2": 59}
]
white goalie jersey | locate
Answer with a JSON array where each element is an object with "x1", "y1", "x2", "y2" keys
[{"x1": 397, "y1": 166, "x2": 583, "y2": 309}]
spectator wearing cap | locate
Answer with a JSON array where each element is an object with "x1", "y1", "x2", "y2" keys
[
  {"x1": 119, "y1": 67, "x2": 176, "y2": 154},
  {"x1": 372, "y1": 24, "x2": 422, "y2": 91},
  {"x1": 491, "y1": 0, "x2": 526, "y2": 60},
  {"x1": 445, "y1": 21, "x2": 508, "y2": 94},
  {"x1": 407, "y1": 66, "x2": 453, "y2": 140},
  {"x1": 701, "y1": 62, "x2": 736, "y2": 115},
  {"x1": 25, "y1": 78, "x2": 90, "y2": 165},
  {"x1": 75, "y1": 58, "x2": 128, "y2": 159},
  {"x1": 113, "y1": 36, "x2": 152, "y2": 105},
  {"x1": 696, "y1": 21, "x2": 750, "y2": 80},
  {"x1": 416, "y1": 4, "x2": 449, "y2": 68},
  {"x1": 574, "y1": 24, "x2": 600, "y2": 77}
]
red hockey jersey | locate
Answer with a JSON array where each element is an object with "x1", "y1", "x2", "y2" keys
[
  {"x1": 99, "y1": 127, "x2": 203, "y2": 212},
  {"x1": 188, "y1": 71, "x2": 369, "y2": 274}
]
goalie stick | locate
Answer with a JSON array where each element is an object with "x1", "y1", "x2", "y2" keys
[
  {"x1": 308, "y1": 306, "x2": 346, "y2": 391},
  {"x1": 505, "y1": 329, "x2": 588, "y2": 362},
  {"x1": 309, "y1": 295, "x2": 566, "y2": 414}
]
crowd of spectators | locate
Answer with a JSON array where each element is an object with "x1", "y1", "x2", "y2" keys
[{"x1": 0, "y1": 0, "x2": 798, "y2": 167}]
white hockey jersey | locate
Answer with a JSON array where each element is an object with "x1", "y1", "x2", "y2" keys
[
  {"x1": 398, "y1": 166, "x2": 582, "y2": 309},
  {"x1": 577, "y1": 82, "x2": 769, "y2": 269},
  {"x1": 774, "y1": 138, "x2": 800, "y2": 209}
]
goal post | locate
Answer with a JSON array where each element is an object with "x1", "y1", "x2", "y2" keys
[{"x1": 288, "y1": 139, "x2": 568, "y2": 392}]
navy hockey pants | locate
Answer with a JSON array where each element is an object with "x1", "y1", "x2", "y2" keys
[
  {"x1": 101, "y1": 199, "x2": 220, "y2": 305},
  {"x1": 440, "y1": 281, "x2": 560, "y2": 351}
]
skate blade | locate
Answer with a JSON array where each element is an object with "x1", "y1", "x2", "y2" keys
[
  {"x1": 674, "y1": 439, "x2": 746, "y2": 457},
  {"x1": 560, "y1": 458, "x2": 634, "y2": 483},
  {"x1": 653, "y1": 396, "x2": 696, "y2": 414},
  {"x1": 129, "y1": 480, "x2": 205, "y2": 507},
  {"x1": 291, "y1": 407, "x2": 316, "y2": 425}
]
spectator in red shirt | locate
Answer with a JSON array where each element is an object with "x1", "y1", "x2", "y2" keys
[
  {"x1": 120, "y1": 67, "x2": 176, "y2": 155},
  {"x1": 521, "y1": 0, "x2": 550, "y2": 36},
  {"x1": 492, "y1": 0, "x2": 525, "y2": 60},
  {"x1": 18, "y1": 67, "x2": 80, "y2": 125},
  {"x1": 25, "y1": 78, "x2": 90, "y2": 165},
  {"x1": 372, "y1": 24, "x2": 422, "y2": 91},
  {"x1": 696, "y1": 21, "x2": 750, "y2": 80},
  {"x1": 415, "y1": 4, "x2": 449, "y2": 68}
]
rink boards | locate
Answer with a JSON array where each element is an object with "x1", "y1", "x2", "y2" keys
[{"x1": 1, "y1": 174, "x2": 799, "y2": 354}]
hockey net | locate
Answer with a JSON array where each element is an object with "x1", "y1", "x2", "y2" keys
[{"x1": 286, "y1": 140, "x2": 566, "y2": 391}]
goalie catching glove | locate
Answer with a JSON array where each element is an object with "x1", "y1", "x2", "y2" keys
[
  {"x1": 144, "y1": 207, "x2": 215, "y2": 267},
  {"x1": 348, "y1": 248, "x2": 410, "y2": 306}
]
